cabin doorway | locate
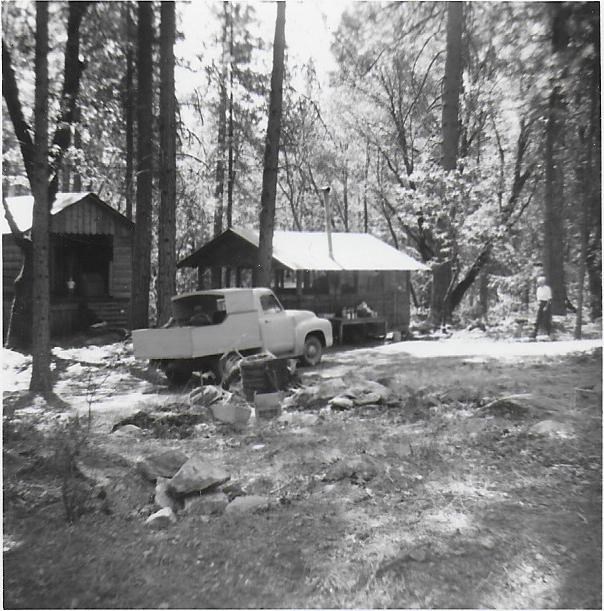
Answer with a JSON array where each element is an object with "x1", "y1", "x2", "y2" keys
[{"x1": 52, "y1": 234, "x2": 113, "y2": 299}]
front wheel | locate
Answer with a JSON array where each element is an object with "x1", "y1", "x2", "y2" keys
[{"x1": 301, "y1": 335, "x2": 323, "y2": 367}]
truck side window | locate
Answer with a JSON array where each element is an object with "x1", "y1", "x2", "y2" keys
[{"x1": 260, "y1": 294, "x2": 283, "y2": 314}]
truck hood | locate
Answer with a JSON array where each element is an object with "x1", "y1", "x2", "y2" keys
[{"x1": 284, "y1": 309, "x2": 319, "y2": 324}]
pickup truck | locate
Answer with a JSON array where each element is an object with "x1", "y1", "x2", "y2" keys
[{"x1": 132, "y1": 287, "x2": 333, "y2": 385}]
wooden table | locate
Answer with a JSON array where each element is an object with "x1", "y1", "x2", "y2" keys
[{"x1": 328, "y1": 316, "x2": 387, "y2": 345}]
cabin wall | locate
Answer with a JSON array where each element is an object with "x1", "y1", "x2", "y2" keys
[
  {"x1": 2, "y1": 235, "x2": 22, "y2": 299},
  {"x1": 277, "y1": 270, "x2": 411, "y2": 331},
  {"x1": 111, "y1": 228, "x2": 133, "y2": 298}
]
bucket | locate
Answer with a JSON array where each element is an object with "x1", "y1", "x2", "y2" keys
[{"x1": 240, "y1": 354, "x2": 290, "y2": 402}]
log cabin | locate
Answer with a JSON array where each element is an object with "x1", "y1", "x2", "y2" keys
[
  {"x1": 177, "y1": 227, "x2": 428, "y2": 339},
  {"x1": 2, "y1": 192, "x2": 134, "y2": 337}
]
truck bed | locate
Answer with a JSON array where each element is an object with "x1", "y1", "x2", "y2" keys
[{"x1": 132, "y1": 312, "x2": 263, "y2": 360}]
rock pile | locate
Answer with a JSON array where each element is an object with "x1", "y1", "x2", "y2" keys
[{"x1": 134, "y1": 449, "x2": 269, "y2": 529}]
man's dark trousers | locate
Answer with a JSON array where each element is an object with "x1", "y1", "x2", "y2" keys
[{"x1": 532, "y1": 300, "x2": 552, "y2": 337}]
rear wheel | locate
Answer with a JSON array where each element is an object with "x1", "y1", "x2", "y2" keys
[
  {"x1": 163, "y1": 362, "x2": 193, "y2": 387},
  {"x1": 301, "y1": 335, "x2": 323, "y2": 366}
]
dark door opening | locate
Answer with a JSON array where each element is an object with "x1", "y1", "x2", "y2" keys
[{"x1": 52, "y1": 234, "x2": 113, "y2": 299}]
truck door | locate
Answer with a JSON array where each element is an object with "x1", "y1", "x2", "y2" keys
[{"x1": 258, "y1": 293, "x2": 295, "y2": 354}]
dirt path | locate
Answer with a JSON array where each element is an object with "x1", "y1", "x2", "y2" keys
[{"x1": 3, "y1": 341, "x2": 601, "y2": 608}]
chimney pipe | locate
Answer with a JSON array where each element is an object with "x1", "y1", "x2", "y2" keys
[{"x1": 322, "y1": 186, "x2": 333, "y2": 259}]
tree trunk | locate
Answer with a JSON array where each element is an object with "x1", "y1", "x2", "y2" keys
[
  {"x1": 255, "y1": 1, "x2": 286, "y2": 287},
  {"x1": 131, "y1": 1, "x2": 154, "y2": 329},
  {"x1": 157, "y1": 1, "x2": 176, "y2": 326},
  {"x1": 211, "y1": 6, "x2": 228, "y2": 289},
  {"x1": 226, "y1": 1, "x2": 235, "y2": 229},
  {"x1": 543, "y1": 85, "x2": 566, "y2": 315},
  {"x1": 124, "y1": 2, "x2": 135, "y2": 220},
  {"x1": 431, "y1": 0, "x2": 463, "y2": 325},
  {"x1": 363, "y1": 140, "x2": 369, "y2": 233},
  {"x1": 30, "y1": 0, "x2": 51, "y2": 394},
  {"x1": 72, "y1": 107, "x2": 82, "y2": 191},
  {"x1": 441, "y1": 1, "x2": 463, "y2": 172}
]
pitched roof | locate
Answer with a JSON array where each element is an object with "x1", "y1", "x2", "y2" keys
[
  {"x1": 1, "y1": 192, "x2": 132, "y2": 234},
  {"x1": 179, "y1": 226, "x2": 428, "y2": 272}
]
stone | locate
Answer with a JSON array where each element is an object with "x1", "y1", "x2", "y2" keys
[
  {"x1": 354, "y1": 392, "x2": 382, "y2": 406},
  {"x1": 136, "y1": 449, "x2": 189, "y2": 482},
  {"x1": 183, "y1": 491, "x2": 229, "y2": 515},
  {"x1": 324, "y1": 455, "x2": 382, "y2": 483},
  {"x1": 329, "y1": 396, "x2": 354, "y2": 411},
  {"x1": 168, "y1": 457, "x2": 230, "y2": 495},
  {"x1": 211, "y1": 400, "x2": 252, "y2": 424},
  {"x1": 529, "y1": 420, "x2": 575, "y2": 438},
  {"x1": 155, "y1": 477, "x2": 180, "y2": 512},
  {"x1": 111, "y1": 424, "x2": 144, "y2": 437},
  {"x1": 225, "y1": 495, "x2": 270, "y2": 515},
  {"x1": 145, "y1": 507, "x2": 176, "y2": 529}
]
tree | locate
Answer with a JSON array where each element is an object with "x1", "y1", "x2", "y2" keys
[
  {"x1": 2, "y1": 1, "x2": 89, "y2": 351},
  {"x1": 29, "y1": 0, "x2": 50, "y2": 393},
  {"x1": 255, "y1": 1, "x2": 286, "y2": 287},
  {"x1": 431, "y1": 1, "x2": 463, "y2": 326},
  {"x1": 131, "y1": 1, "x2": 154, "y2": 329},
  {"x1": 157, "y1": 0, "x2": 176, "y2": 326}
]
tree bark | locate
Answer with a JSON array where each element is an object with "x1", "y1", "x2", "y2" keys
[
  {"x1": 226, "y1": 1, "x2": 235, "y2": 229},
  {"x1": 124, "y1": 2, "x2": 135, "y2": 220},
  {"x1": 30, "y1": 0, "x2": 52, "y2": 394},
  {"x1": 441, "y1": 1, "x2": 463, "y2": 172},
  {"x1": 255, "y1": 2, "x2": 286, "y2": 287},
  {"x1": 131, "y1": 1, "x2": 154, "y2": 329},
  {"x1": 431, "y1": 0, "x2": 463, "y2": 325},
  {"x1": 543, "y1": 85, "x2": 566, "y2": 315},
  {"x1": 157, "y1": 1, "x2": 176, "y2": 326}
]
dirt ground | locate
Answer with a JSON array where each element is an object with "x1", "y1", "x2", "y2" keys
[{"x1": 3, "y1": 339, "x2": 602, "y2": 609}]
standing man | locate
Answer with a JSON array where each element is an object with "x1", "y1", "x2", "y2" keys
[{"x1": 532, "y1": 275, "x2": 552, "y2": 339}]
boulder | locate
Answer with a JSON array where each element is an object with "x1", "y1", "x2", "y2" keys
[
  {"x1": 136, "y1": 449, "x2": 189, "y2": 482},
  {"x1": 111, "y1": 424, "x2": 144, "y2": 438},
  {"x1": 324, "y1": 455, "x2": 382, "y2": 483},
  {"x1": 168, "y1": 457, "x2": 230, "y2": 495},
  {"x1": 145, "y1": 507, "x2": 177, "y2": 529},
  {"x1": 210, "y1": 400, "x2": 252, "y2": 424},
  {"x1": 225, "y1": 495, "x2": 269, "y2": 515},
  {"x1": 183, "y1": 491, "x2": 229, "y2": 515},
  {"x1": 155, "y1": 477, "x2": 180, "y2": 512},
  {"x1": 354, "y1": 392, "x2": 382, "y2": 406},
  {"x1": 529, "y1": 420, "x2": 575, "y2": 438},
  {"x1": 329, "y1": 396, "x2": 354, "y2": 411}
]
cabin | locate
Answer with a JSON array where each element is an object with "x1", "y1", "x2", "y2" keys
[
  {"x1": 2, "y1": 192, "x2": 134, "y2": 337},
  {"x1": 177, "y1": 227, "x2": 428, "y2": 338}
]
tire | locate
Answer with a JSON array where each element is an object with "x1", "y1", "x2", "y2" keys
[
  {"x1": 163, "y1": 362, "x2": 193, "y2": 387},
  {"x1": 301, "y1": 335, "x2": 323, "y2": 367}
]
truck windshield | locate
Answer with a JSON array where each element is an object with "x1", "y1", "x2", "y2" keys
[{"x1": 172, "y1": 294, "x2": 227, "y2": 326}]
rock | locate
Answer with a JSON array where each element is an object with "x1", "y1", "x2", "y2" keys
[
  {"x1": 225, "y1": 495, "x2": 270, "y2": 515},
  {"x1": 211, "y1": 400, "x2": 252, "y2": 424},
  {"x1": 279, "y1": 411, "x2": 319, "y2": 426},
  {"x1": 183, "y1": 491, "x2": 229, "y2": 515},
  {"x1": 155, "y1": 477, "x2": 180, "y2": 512},
  {"x1": 329, "y1": 396, "x2": 354, "y2": 411},
  {"x1": 145, "y1": 507, "x2": 177, "y2": 529},
  {"x1": 324, "y1": 455, "x2": 382, "y2": 482},
  {"x1": 111, "y1": 424, "x2": 144, "y2": 438},
  {"x1": 103, "y1": 469, "x2": 155, "y2": 517},
  {"x1": 529, "y1": 420, "x2": 575, "y2": 438},
  {"x1": 354, "y1": 392, "x2": 382, "y2": 406},
  {"x1": 168, "y1": 457, "x2": 230, "y2": 495},
  {"x1": 136, "y1": 449, "x2": 189, "y2": 482}
]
